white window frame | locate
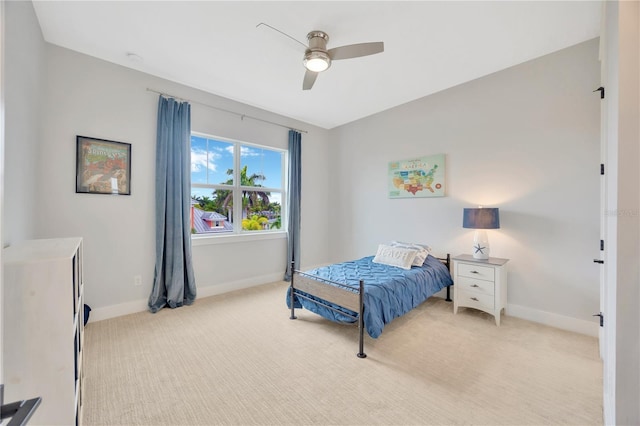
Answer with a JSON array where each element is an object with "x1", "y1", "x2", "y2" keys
[{"x1": 190, "y1": 132, "x2": 287, "y2": 245}]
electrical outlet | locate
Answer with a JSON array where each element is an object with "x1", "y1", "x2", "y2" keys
[{"x1": 134, "y1": 275, "x2": 142, "y2": 286}]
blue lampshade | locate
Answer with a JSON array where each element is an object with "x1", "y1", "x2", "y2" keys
[{"x1": 463, "y1": 208, "x2": 500, "y2": 229}]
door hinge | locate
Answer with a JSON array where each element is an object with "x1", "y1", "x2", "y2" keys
[
  {"x1": 594, "y1": 86, "x2": 605, "y2": 99},
  {"x1": 601, "y1": 164, "x2": 605, "y2": 175},
  {"x1": 593, "y1": 312, "x2": 604, "y2": 327},
  {"x1": 600, "y1": 240, "x2": 604, "y2": 251}
]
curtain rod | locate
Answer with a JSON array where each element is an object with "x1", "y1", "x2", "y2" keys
[{"x1": 146, "y1": 88, "x2": 308, "y2": 134}]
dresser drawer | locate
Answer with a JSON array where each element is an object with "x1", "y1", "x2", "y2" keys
[
  {"x1": 456, "y1": 276, "x2": 494, "y2": 296},
  {"x1": 456, "y1": 289, "x2": 494, "y2": 310},
  {"x1": 457, "y1": 263, "x2": 495, "y2": 281}
]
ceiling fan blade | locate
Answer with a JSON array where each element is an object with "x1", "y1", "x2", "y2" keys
[
  {"x1": 256, "y1": 22, "x2": 307, "y2": 50},
  {"x1": 328, "y1": 42, "x2": 384, "y2": 60},
  {"x1": 303, "y1": 69, "x2": 318, "y2": 90}
]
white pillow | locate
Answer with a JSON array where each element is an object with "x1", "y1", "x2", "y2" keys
[
  {"x1": 372, "y1": 244, "x2": 418, "y2": 270},
  {"x1": 390, "y1": 241, "x2": 431, "y2": 266}
]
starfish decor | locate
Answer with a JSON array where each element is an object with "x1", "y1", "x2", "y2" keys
[{"x1": 474, "y1": 244, "x2": 487, "y2": 254}]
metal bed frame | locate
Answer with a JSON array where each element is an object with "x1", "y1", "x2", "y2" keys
[{"x1": 289, "y1": 254, "x2": 452, "y2": 359}]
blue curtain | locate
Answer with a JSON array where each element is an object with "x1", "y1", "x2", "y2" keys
[
  {"x1": 148, "y1": 96, "x2": 197, "y2": 313},
  {"x1": 284, "y1": 130, "x2": 301, "y2": 281}
]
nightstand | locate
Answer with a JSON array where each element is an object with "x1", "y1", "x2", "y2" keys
[{"x1": 452, "y1": 254, "x2": 509, "y2": 326}]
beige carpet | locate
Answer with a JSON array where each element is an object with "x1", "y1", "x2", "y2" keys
[{"x1": 83, "y1": 281, "x2": 602, "y2": 425}]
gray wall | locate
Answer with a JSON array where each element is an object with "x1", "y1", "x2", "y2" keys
[
  {"x1": 3, "y1": 0, "x2": 45, "y2": 246},
  {"x1": 328, "y1": 39, "x2": 601, "y2": 332}
]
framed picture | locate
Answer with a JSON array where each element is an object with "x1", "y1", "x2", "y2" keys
[
  {"x1": 388, "y1": 154, "x2": 445, "y2": 198},
  {"x1": 76, "y1": 136, "x2": 131, "y2": 195}
]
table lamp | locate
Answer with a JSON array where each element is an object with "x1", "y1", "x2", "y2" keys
[{"x1": 463, "y1": 207, "x2": 500, "y2": 260}]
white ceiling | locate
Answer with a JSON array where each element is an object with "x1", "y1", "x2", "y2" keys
[{"x1": 32, "y1": 1, "x2": 601, "y2": 129}]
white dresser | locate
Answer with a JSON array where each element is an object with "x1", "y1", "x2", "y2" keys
[
  {"x1": 452, "y1": 254, "x2": 509, "y2": 326},
  {"x1": 3, "y1": 238, "x2": 84, "y2": 425}
]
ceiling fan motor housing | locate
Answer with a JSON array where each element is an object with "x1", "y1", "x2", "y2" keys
[{"x1": 307, "y1": 30, "x2": 329, "y2": 47}]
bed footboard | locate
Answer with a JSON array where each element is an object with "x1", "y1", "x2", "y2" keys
[{"x1": 289, "y1": 261, "x2": 367, "y2": 358}]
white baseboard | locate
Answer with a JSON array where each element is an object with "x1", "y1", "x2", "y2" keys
[
  {"x1": 88, "y1": 271, "x2": 285, "y2": 323},
  {"x1": 89, "y1": 298, "x2": 149, "y2": 323},
  {"x1": 430, "y1": 293, "x2": 598, "y2": 337},
  {"x1": 506, "y1": 303, "x2": 599, "y2": 337},
  {"x1": 90, "y1": 275, "x2": 599, "y2": 338},
  {"x1": 196, "y1": 272, "x2": 284, "y2": 299}
]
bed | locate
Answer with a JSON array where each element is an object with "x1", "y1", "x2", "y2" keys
[{"x1": 286, "y1": 244, "x2": 454, "y2": 358}]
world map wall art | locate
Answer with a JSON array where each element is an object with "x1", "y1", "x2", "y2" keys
[{"x1": 388, "y1": 154, "x2": 445, "y2": 198}]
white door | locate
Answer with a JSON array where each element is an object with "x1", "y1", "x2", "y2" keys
[{"x1": 0, "y1": 0, "x2": 5, "y2": 389}]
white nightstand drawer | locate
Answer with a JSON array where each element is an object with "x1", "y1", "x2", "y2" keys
[
  {"x1": 458, "y1": 263, "x2": 495, "y2": 281},
  {"x1": 457, "y1": 276, "x2": 494, "y2": 296},
  {"x1": 457, "y1": 290, "x2": 494, "y2": 310}
]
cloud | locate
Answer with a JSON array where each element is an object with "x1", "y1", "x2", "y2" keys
[
  {"x1": 191, "y1": 147, "x2": 219, "y2": 173},
  {"x1": 239, "y1": 146, "x2": 261, "y2": 157},
  {"x1": 223, "y1": 145, "x2": 259, "y2": 157}
]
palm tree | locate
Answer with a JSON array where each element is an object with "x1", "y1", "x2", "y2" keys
[
  {"x1": 222, "y1": 165, "x2": 270, "y2": 219},
  {"x1": 270, "y1": 215, "x2": 281, "y2": 230}
]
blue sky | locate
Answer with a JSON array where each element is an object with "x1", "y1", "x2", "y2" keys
[{"x1": 191, "y1": 135, "x2": 283, "y2": 204}]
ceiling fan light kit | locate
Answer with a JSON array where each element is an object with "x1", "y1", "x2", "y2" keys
[{"x1": 304, "y1": 51, "x2": 331, "y2": 72}]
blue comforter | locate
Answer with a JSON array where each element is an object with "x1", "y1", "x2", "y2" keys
[{"x1": 286, "y1": 254, "x2": 453, "y2": 338}]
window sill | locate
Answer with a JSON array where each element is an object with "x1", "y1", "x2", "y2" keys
[{"x1": 191, "y1": 231, "x2": 287, "y2": 247}]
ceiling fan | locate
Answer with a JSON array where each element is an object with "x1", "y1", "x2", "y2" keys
[{"x1": 257, "y1": 23, "x2": 384, "y2": 90}]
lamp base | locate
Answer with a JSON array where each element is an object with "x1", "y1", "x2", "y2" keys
[{"x1": 473, "y1": 230, "x2": 490, "y2": 260}]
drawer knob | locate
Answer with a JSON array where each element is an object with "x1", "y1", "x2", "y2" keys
[
  {"x1": 470, "y1": 270, "x2": 479, "y2": 274},
  {"x1": 471, "y1": 284, "x2": 479, "y2": 288},
  {"x1": 470, "y1": 297, "x2": 479, "y2": 301}
]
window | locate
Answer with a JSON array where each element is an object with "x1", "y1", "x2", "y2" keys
[{"x1": 190, "y1": 133, "x2": 285, "y2": 237}]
